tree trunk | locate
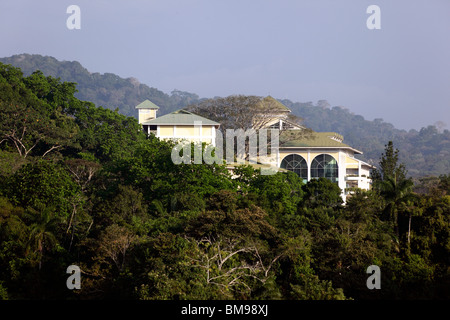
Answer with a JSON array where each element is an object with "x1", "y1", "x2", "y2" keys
[{"x1": 407, "y1": 212, "x2": 412, "y2": 244}]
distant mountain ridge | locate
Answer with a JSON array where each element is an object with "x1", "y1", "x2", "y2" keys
[
  {"x1": 0, "y1": 53, "x2": 202, "y2": 118},
  {"x1": 1, "y1": 53, "x2": 449, "y2": 177}
]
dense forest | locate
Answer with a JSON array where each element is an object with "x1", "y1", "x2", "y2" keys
[
  {"x1": 1, "y1": 54, "x2": 449, "y2": 178},
  {"x1": 0, "y1": 62, "x2": 449, "y2": 300}
]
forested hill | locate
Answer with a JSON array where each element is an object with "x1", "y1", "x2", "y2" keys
[
  {"x1": 1, "y1": 53, "x2": 449, "y2": 177},
  {"x1": 1, "y1": 60, "x2": 449, "y2": 301},
  {"x1": 0, "y1": 54, "x2": 201, "y2": 117}
]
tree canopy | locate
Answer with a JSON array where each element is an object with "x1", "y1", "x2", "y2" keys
[{"x1": 0, "y1": 62, "x2": 449, "y2": 301}]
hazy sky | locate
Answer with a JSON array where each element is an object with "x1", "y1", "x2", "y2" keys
[{"x1": 0, "y1": 0, "x2": 449, "y2": 130}]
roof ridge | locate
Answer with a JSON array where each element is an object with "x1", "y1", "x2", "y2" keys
[
  {"x1": 171, "y1": 109, "x2": 194, "y2": 115},
  {"x1": 142, "y1": 109, "x2": 220, "y2": 125},
  {"x1": 135, "y1": 99, "x2": 160, "y2": 109}
]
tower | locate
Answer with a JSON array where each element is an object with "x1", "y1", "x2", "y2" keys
[{"x1": 135, "y1": 99, "x2": 160, "y2": 124}]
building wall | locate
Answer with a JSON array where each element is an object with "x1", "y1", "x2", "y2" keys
[
  {"x1": 278, "y1": 150, "x2": 341, "y2": 167},
  {"x1": 176, "y1": 125, "x2": 200, "y2": 137},
  {"x1": 202, "y1": 126, "x2": 212, "y2": 137},
  {"x1": 159, "y1": 125, "x2": 174, "y2": 136},
  {"x1": 358, "y1": 165, "x2": 372, "y2": 190},
  {"x1": 156, "y1": 124, "x2": 217, "y2": 147},
  {"x1": 345, "y1": 156, "x2": 359, "y2": 167},
  {"x1": 138, "y1": 109, "x2": 157, "y2": 124},
  {"x1": 277, "y1": 149, "x2": 372, "y2": 201}
]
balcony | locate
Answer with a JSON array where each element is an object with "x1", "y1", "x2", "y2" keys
[{"x1": 345, "y1": 174, "x2": 370, "y2": 180}]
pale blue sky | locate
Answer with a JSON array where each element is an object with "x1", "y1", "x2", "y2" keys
[{"x1": 1, "y1": 0, "x2": 449, "y2": 130}]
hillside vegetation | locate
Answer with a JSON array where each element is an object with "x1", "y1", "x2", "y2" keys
[
  {"x1": 0, "y1": 63, "x2": 449, "y2": 300},
  {"x1": 1, "y1": 54, "x2": 449, "y2": 178},
  {"x1": 0, "y1": 54, "x2": 201, "y2": 118}
]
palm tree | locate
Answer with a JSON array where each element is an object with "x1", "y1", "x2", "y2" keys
[
  {"x1": 379, "y1": 173, "x2": 414, "y2": 242},
  {"x1": 399, "y1": 198, "x2": 422, "y2": 246},
  {"x1": 24, "y1": 205, "x2": 59, "y2": 270}
]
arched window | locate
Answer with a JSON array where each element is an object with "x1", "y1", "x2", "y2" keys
[
  {"x1": 311, "y1": 154, "x2": 338, "y2": 183},
  {"x1": 280, "y1": 154, "x2": 308, "y2": 181}
]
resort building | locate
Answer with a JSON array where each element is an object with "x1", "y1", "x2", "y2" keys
[
  {"x1": 278, "y1": 131, "x2": 374, "y2": 200},
  {"x1": 136, "y1": 100, "x2": 220, "y2": 147},
  {"x1": 136, "y1": 98, "x2": 374, "y2": 200}
]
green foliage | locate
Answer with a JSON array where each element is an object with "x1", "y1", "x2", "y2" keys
[
  {"x1": 22, "y1": 205, "x2": 60, "y2": 270},
  {"x1": 115, "y1": 138, "x2": 234, "y2": 212},
  {"x1": 233, "y1": 166, "x2": 305, "y2": 218},
  {"x1": 439, "y1": 174, "x2": 450, "y2": 194},
  {"x1": 66, "y1": 101, "x2": 146, "y2": 162},
  {"x1": 0, "y1": 54, "x2": 201, "y2": 118},
  {"x1": 290, "y1": 276, "x2": 346, "y2": 300},
  {"x1": 301, "y1": 177, "x2": 343, "y2": 209},
  {"x1": 5, "y1": 160, "x2": 81, "y2": 218},
  {"x1": 0, "y1": 282, "x2": 8, "y2": 300},
  {"x1": 0, "y1": 150, "x2": 26, "y2": 177},
  {"x1": 0, "y1": 65, "x2": 80, "y2": 159},
  {"x1": 0, "y1": 60, "x2": 449, "y2": 301},
  {"x1": 251, "y1": 170, "x2": 304, "y2": 216},
  {"x1": 371, "y1": 141, "x2": 408, "y2": 186}
]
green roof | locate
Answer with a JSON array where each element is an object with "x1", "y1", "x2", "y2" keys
[
  {"x1": 281, "y1": 131, "x2": 362, "y2": 153},
  {"x1": 135, "y1": 99, "x2": 160, "y2": 109},
  {"x1": 142, "y1": 109, "x2": 220, "y2": 126}
]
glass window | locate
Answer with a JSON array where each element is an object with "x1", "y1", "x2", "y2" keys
[
  {"x1": 280, "y1": 154, "x2": 308, "y2": 182},
  {"x1": 269, "y1": 122, "x2": 280, "y2": 129},
  {"x1": 311, "y1": 154, "x2": 338, "y2": 183}
]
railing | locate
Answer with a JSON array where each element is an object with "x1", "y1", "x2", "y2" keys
[{"x1": 345, "y1": 174, "x2": 371, "y2": 180}]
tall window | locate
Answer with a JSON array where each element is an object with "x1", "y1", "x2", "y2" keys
[
  {"x1": 280, "y1": 154, "x2": 308, "y2": 182},
  {"x1": 311, "y1": 154, "x2": 338, "y2": 183}
]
